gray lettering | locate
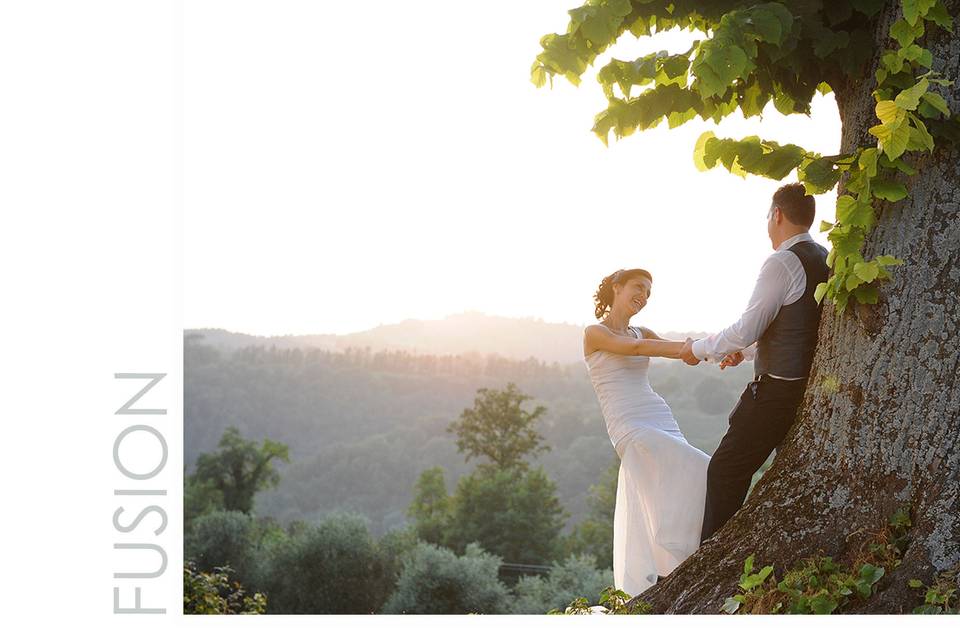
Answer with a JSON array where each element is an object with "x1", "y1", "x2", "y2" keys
[
  {"x1": 114, "y1": 373, "x2": 167, "y2": 415},
  {"x1": 113, "y1": 543, "x2": 167, "y2": 579},
  {"x1": 113, "y1": 425, "x2": 168, "y2": 480}
]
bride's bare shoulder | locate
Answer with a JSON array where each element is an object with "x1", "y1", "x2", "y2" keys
[
  {"x1": 635, "y1": 326, "x2": 663, "y2": 340},
  {"x1": 583, "y1": 323, "x2": 609, "y2": 356}
]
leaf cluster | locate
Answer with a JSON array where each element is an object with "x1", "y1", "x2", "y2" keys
[
  {"x1": 909, "y1": 563, "x2": 959, "y2": 614},
  {"x1": 721, "y1": 507, "x2": 912, "y2": 614},
  {"x1": 533, "y1": 1, "x2": 958, "y2": 314},
  {"x1": 183, "y1": 560, "x2": 267, "y2": 615},
  {"x1": 550, "y1": 585, "x2": 652, "y2": 614}
]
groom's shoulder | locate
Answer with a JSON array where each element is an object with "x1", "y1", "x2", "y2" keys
[{"x1": 793, "y1": 239, "x2": 829, "y2": 261}]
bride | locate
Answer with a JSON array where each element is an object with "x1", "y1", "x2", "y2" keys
[{"x1": 582, "y1": 267, "x2": 710, "y2": 597}]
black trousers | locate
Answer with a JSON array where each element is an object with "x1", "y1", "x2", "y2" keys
[{"x1": 700, "y1": 374, "x2": 807, "y2": 543}]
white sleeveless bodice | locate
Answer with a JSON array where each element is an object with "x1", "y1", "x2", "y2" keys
[{"x1": 583, "y1": 326, "x2": 685, "y2": 454}]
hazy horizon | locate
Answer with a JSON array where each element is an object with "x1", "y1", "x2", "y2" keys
[{"x1": 185, "y1": 308, "x2": 716, "y2": 339}]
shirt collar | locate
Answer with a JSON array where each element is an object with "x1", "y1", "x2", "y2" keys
[{"x1": 777, "y1": 231, "x2": 813, "y2": 252}]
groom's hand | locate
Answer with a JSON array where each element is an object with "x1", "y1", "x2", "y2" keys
[
  {"x1": 680, "y1": 338, "x2": 700, "y2": 366},
  {"x1": 719, "y1": 351, "x2": 744, "y2": 370}
]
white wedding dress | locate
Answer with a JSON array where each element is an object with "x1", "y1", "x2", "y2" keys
[{"x1": 583, "y1": 326, "x2": 710, "y2": 597}]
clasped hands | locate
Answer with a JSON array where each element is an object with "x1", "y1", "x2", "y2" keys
[{"x1": 679, "y1": 338, "x2": 744, "y2": 370}]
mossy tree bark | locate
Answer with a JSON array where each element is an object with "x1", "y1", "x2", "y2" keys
[{"x1": 632, "y1": 0, "x2": 960, "y2": 614}]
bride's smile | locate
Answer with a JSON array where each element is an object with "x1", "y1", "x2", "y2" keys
[{"x1": 617, "y1": 279, "x2": 650, "y2": 316}]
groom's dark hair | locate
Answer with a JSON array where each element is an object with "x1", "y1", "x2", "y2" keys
[{"x1": 772, "y1": 182, "x2": 815, "y2": 228}]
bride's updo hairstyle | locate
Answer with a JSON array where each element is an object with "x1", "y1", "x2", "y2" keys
[{"x1": 593, "y1": 268, "x2": 653, "y2": 320}]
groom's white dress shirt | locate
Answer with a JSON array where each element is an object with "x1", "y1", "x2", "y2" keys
[{"x1": 691, "y1": 231, "x2": 817, "y2": 380}]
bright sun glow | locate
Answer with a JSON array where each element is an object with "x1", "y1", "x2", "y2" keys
[{"x1": 184, "y1": 1, "x2": 842, "y2": 336}]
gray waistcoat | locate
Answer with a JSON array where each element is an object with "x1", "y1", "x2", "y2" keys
[{"x1": 754, "y1": 240, "x2": 830, "y2": 379}]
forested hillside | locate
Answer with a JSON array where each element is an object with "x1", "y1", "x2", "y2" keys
[{"x1": 185, "y1": 328, "x2": 751, "y2": 536}]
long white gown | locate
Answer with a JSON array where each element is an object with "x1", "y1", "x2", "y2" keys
[{"x1": 583, "y1": 326, "x2": 710, "y2": 597}]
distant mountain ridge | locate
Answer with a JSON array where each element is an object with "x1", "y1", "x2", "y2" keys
[{"x1": 185, "y1": 311, "x2": 710, "y2": 364}]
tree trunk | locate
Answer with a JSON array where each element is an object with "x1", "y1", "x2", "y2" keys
[{"x1": 632, "y1": 1, "x2": 960, "y2": 614}]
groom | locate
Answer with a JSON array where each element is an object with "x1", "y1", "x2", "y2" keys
[{"x1": 679, "y1": 182, "x2": 829, "y2": 543}]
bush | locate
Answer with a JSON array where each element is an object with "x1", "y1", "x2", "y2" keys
[
  {"x1": 184, "y1": 511, "x2": 259, "y2": 587},
  {"x1": 183, "y1": 561, "x2": 266, "y2": 614},
  {"x1": 407, "y1": 466, "x2": 452, "y2": 546},
  {"x1": 183, "y1": 472, "x2": 224, "y2": 532},
  {"x1": 378, "y1": 524, "x2": 421, "y2": 585},
  {"x1": 509, "y1": 554, "x2": 614, "y2": 614},
  {"x1": 257, "y1": 511, "x2": 389, "y2": 613},
  {"x1": 381, "y1": 541, "x2": 511, "y2": 614},
  {"x1": 445, "y1": 466, "x2": 566, "y2": 567}
]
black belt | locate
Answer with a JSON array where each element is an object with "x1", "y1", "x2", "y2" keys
[{"x1": 753, "y1": 373, "x2": 806, "y2": 382}]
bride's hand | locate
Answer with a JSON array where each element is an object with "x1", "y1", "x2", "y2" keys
[{"x1": 679, "y1": 338, "x2": 699, "y2": 365}]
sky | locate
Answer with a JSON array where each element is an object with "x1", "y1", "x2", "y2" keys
[{"x1": 183, "y1": 0, "x2": 842, "y2": 337}]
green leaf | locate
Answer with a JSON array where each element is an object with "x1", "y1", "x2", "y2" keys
[
  {"x1": 907, "y1": 114, "x2": 935, "y2": 151},
  {"x1": 733, "y1": 136, "x2": 764, "y2": 171},
  {"x1": 814, "y1": 281, "x2": 829, "y2": 304},
  {"x1": 820, "y1": 220, "x2": 834, "y2": 232},
  {"x1": 909, "y1": 579, "x2": 924, "y2": 589},
  {"x1": 859, "y1": 563, "x2": 885, "y2": 586},
  {"x1": 530, "y1": 62, "x2": 548, "y2": 88},
  {"x1": 901, "y1": 43, "x2": 926, "y2": 62},
  {"x1": 693, "y1": 131, "x2": 717, "y2": 171},
  {"x1": 721, "y1": 597, "x2": 741, "y2": 614},
  {"x1": 836, "y1": 195, "x2": 874, "y2": 227},
  {"x1": 858, "y1": 147, "x2": 879, "y2": 177},
  {"x1": 889, "y1": 18, "x2": 924, "y2": 48},
  {"x1": 740, "y1": 78, "x2": 768, "y2": 118},
  {"x1": 667, "y1": 107, "x2": 698, "y2": 129},
  {"x1": 699, "y1": 41, "x2": 749, "y2": 98},
  {"x1": 810, "y1": 594, "x2": 839, "y2": 614},
  {"x1": 876, "y1": 100, "x2": 906, "y2": 125},
  {"x1": 894, "y1": 79, "x2": 930, "y2": 110},
  {"x1": 869, "y1": 121, "x2": 910, "y2": 160},
  {"x1": 879, "y1": 154, "x2": 918, "y2": 175},
  {"x1": 872, "y1": 179, "x2": 908, "y2": 201},
  {"x1": 535, "y1": 33, "x2": 588, "y2": 87},
  {"x1": 854, "y1": 261, "x2": 880, "y2": 283},
  {"x1": 926, "y1": 1, "x2": 954, "y2": 29},
  {"x1": 750, "y1": 7, "x2": 783, "y2": 44},
  {"x1": 921, "y1": 91, "x2": 950, "y2": 116},
  {"x1": 846, "y1": 270, "x2": 864, "y2": 291},
  {"x1": 813, "y1": 28, "x2": 850, "y2": 58},
  {"x1": 656, "y1": 55, "x2": 691, "y2": 87},
  {"x1": 902, "y1": 0, "x2": 937, "y2": 26},
  {"x1": 876, "y1": 254, "x2": 905, "y2": 266},
  {"x1": 572, "y1": 2, "x2": 629, "y2": 46},
  {"x1": 881, "y1": 50, "x2": 905, "y2": 74},
  {"x1": 799, "y1": 157, "x2": 840, "y2": 194}
]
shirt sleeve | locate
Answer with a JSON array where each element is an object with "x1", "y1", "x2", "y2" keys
[{"x1": 692, "y1": 256, "x2": 789, "y2": 362}]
